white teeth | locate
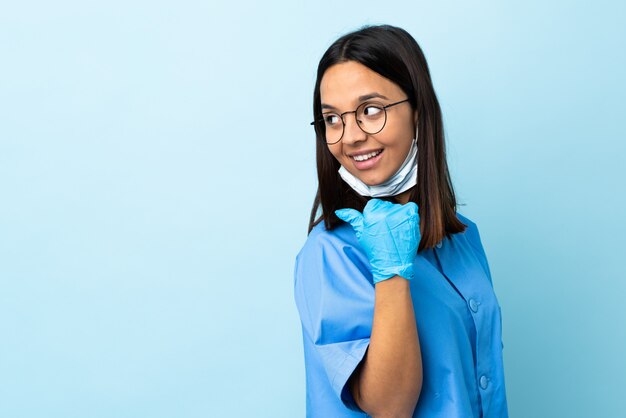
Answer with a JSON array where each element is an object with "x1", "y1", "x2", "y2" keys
[{"x1": 352, "y1": 150, "x2": 382, "y2": 161}]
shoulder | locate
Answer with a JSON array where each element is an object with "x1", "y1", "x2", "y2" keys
[
  {"x1": 454, "y1": 211, "x2": 494, "y2": 284},
  {"x1": 454, "y1": 211, "x2": 482, "y2": 248},
  {"x1": 293, "y1": 221, "x2": 375, "y2": 333},
  {"x1": 455, "y1": 211, "x2": 476, "y2": 231},
  {"x1": 453, "y1": 211, "x2": 493, "y2": 270},
  {"x1": 296, "y1": 221, "x2": 359, "y2": 262},
  {"x1": 294, "y1": 221, "x2": 371, "y2": 285}
]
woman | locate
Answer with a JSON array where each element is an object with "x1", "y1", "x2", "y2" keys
[{"x1": 293, "y1": 24, "x2": 509, "y2": 417}]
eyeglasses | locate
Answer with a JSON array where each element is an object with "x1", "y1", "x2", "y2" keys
[{"x1": 310, "y1": 98, "x2": 410, "y2": 144}]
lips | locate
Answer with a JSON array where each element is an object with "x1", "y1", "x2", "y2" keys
[
  {"x1": 348, "y1": 148, "x2": 384, "y2": 159},
  {"x1": 351, "y1": 149, "x2": 383, "y2": 161},
  {"x1": 351, "y1": 149, "x2": 384, "y2": 170}
]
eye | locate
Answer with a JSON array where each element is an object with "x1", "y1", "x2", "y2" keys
[
  {"x1": 323, "y1": 113, "x2": 341, "y2": 126},
  {"x1": 362, "y1": 105, "x2": 383, "y2": 118}
]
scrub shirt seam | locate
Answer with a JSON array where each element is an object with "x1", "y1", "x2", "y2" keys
[
  {"x1": 295, "y1": 256, "x2": 319, "y2": 344},
  {"x1": 464, "y1": 225, "x2": 493, "y2": 283},
  {"x1": 331, "y1": 348, "x2": 363, "y2": 388},
  {"x1": 329, "y1": 342, "x2": 370, "y2": 414}
]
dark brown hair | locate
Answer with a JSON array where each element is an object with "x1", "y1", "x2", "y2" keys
[{"x1": 308, "y1": 24, "x2": 466, "y2": 251}]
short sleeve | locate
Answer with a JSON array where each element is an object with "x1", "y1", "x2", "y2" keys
[
  {"x1": 463, "y1": 219, "x2": 494, "y2": 286},
  {"x1": 294, "y1": 229, "x2": 375, "y2": 412}
]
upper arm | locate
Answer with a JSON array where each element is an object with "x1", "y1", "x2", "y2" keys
[{"x1": 293, "y1": 232, "x2": 375, "y2": 412}]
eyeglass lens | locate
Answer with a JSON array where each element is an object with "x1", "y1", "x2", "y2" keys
[{"x1": 323, "y1": 102, "x2": 387, "y2": 144}]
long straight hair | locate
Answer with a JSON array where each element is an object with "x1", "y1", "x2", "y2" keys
[{"x1": 308, "y1": 24, "x2": 466, "y2": 252}]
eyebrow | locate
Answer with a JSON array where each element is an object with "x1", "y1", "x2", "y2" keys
[{"x1": 321, "y1": 92, "x2": 390, "y2": 111}]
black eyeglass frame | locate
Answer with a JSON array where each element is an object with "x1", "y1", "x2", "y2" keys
[{"x1": 310, "y1": 98, "x2": 411, "y2": 144}]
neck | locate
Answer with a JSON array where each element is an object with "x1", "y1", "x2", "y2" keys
[{"x1": 393, "y1": 188, "x2": 413, "y2": 205}]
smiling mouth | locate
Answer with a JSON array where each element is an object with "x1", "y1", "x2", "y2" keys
[{"x1": 350, "y1": 149, "x2": 384, "y2": 161}]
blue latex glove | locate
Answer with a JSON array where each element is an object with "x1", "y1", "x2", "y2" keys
[{"x1": 335, "y1": 198, "x2": 420, "y2": 284}]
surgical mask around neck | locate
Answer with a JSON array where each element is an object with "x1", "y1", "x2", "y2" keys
[{"x1": 338, "y1": 135, "x2": 418, "y2": 198}]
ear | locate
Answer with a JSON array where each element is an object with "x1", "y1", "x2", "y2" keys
[{"x1": 413, "y1": 110, "x2": 419, "y2": 131}]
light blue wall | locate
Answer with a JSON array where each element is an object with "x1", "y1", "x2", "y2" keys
[{"x1": 1, "y1": 1, "x2": 624, "y2": 417}]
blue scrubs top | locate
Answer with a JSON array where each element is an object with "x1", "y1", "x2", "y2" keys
[{"x1": 293, "y1": 212, "x2": 509, "y2": 417}]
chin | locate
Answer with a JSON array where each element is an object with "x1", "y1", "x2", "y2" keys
[{"x1": 359, "y1": 173, "x2": 389, "y2": 186}]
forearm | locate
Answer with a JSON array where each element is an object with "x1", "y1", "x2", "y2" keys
[{"x1": 351, "y1": 275, "x2": 422, "y2": 417}]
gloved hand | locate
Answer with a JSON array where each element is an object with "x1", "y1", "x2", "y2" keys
[{"x1": 335, "y1": 198, "x2": 421, "y2": 284}]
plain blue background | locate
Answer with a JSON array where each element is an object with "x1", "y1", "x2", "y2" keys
[{"x1": 1, "y1": 1, "x2": 624, "y2": 417}]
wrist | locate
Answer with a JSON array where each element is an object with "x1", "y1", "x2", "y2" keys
[{"x1": 373, "y1": 264, "x2": 415, "y2": 284}]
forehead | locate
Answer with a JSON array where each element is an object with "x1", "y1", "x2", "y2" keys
[{"x1": 320, "y1": 61, "x2": 402, "y2": 107}]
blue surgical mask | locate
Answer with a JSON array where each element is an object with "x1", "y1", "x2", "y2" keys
[{"x1": 338, "y1": 135, "x2": 418, "y2": 197}]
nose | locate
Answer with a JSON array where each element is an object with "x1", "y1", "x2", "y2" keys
[{"x1": 341, "y1": 111, "x2": 367, "y2": 145}]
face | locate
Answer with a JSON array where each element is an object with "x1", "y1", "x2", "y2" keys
[{"x1": 320, "y1": 60, "x2": 418, "y2": 187}]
